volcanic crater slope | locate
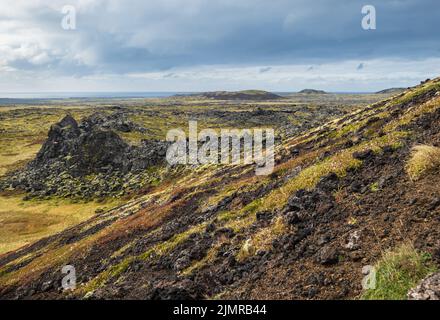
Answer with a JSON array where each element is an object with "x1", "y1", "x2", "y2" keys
[{"x1": 1, "y1": 78, "x2": 440, "y2": 300}]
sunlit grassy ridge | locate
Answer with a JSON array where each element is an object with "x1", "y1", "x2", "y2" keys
[
  {"x1": 406, "y1": 145, "x2": 440, "y2": 181},
  {"x1": 83, "y1": 80, "x2": 440, "y2": 282},
  {"x1": 202, "y1": 81, "x2": 440, "y2": 263}
]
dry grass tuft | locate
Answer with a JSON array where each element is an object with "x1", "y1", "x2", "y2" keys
[
  {"x1": 236, "y1": 216, "x2": 287, "y2": 261},
  {"x1": 406, "y1": 145, "x2": 440, "y2": 181}
]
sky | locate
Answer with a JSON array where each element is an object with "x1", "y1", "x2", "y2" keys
[{"x1": 0, "y1": 0, "x2": 439, "y2": 92}]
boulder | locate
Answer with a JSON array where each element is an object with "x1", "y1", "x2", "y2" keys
[
  {"x1": 316, "y1": 245, "x2": 339, "y2": 265},
  {"x1": 408, "y1": 272, "x2": 440, "y2": 300}
]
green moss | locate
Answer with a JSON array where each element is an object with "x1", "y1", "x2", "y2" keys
[
  {"x1": 392, "y1": 82, "x2": 440, "y2": 106},
  {"x1": 264, "y1": 130, "x2": 408, "y2": 212},
  {"x1": 370, "y1": 182, "x2": 379, "y2": 192},
  {"x1": 361, "y1": 244, "x2": 437, "y2": 300},
  {"x1": 331, "y1": 121, "x2": 365, "y2": 139},
  {"x1": 262, "y1": 151, "x2": 362, "y2": 211},
  {"x1": 138, "y1": 224, "x2": 205, "y2": 260},
  {"x1": 0, "y1": 266, "x2": 9, "y2": 278},
  {"x1": 384, "y1": 98, "x2": 440, "y2": 134},
  {"x1": 218, "y1": 198, "x2": 262, "y2": 223},
  {"x1": 212, "y1": 129, "x2": 409, "y2": 246},
  {"x1": 81, "y1": 256, "x2": 136, "y2": 294}
]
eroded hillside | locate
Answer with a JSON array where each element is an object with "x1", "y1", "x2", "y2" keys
[
  {"x1": 0, "y1": 94, "x2": 362, "y2": 254},
  {"x1": 1, "y1": 79, "x2": 440, "y2": 299}
]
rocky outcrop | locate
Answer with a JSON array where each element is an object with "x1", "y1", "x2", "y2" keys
[
  {"x1": 33, "y1": 114, "x2": 130, "y2": 175},
  {"x1": 408, "y1": 273, "x2": 440, "y2": 300},
  {"x1": 1, "y1": 113, "x2": 169, "y2": 199},
  {"x1": 80, "y1": 111, "x2": 147, "y2": 133}
]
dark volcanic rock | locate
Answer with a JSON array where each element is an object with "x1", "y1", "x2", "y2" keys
[
  {"x1": 1, "y1": 113, "x2": 169, "y2": 198},
  {"x1": 34, "y1": 114, "x2": 81, "y2": 163},
  {"x1": 352, "y1": 149, "x2": 374, "y2": 161},
  {"x1": 150, "y1": 280, "x2": 204, "y2": 300},
  {"x1": 32, "y1": 114, "x2": 137, "y2": 175},
  {"x1": 80, "y1": 111, "x2": 147, "y2": 133},
  {"x1": 316, "y1": 246, "x2": 339, "y2": 265},
  {"x1": 77, "y1": 129, "x2": 128, "y2": 173}
]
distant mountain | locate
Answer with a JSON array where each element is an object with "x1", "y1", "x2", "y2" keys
[
  {"x1": 298, "y1": 89, "x2": 327, "y2": 94},
  {"x1": 375, "y1": 87, "x2": 406, "y2": 94},
  {"x1": 179, "y1": 90, "x2": 283, "y2": 101}
]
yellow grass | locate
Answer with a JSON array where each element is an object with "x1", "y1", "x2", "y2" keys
[
  {"x1": 0, "y1": 195, "x2": 117, "y2": 254},
  {"x1": 0, "y1": 142, "x2": 41, "y2": 177},
  {"x1": 236, "y1": 216, "x2": 287, "y2": 261},
  {"x1": 406, "y1": 145, "x2": 440, "y2": 181}
]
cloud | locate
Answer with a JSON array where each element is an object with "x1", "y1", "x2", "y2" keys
[
  {"x1": 92, "y1": 58, "x2": 440, "y2": 92},
  {"x1": 0, "y1": 0, "x2": 439, "y2": 91},
  {"x1": 163, "y1": 73, "x2": 179, "y2": 78}
]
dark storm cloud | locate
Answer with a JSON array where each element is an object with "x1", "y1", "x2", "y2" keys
[
  {"x1": 1, "y1": 0, "x2": 439, "y2": 75},
  {"x1": 81, "y1": 0, "x2": 439, "y2": 73}
]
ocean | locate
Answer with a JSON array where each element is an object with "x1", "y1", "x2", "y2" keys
[{"x1": 0, "y1": 92, "x2": 190, "y2": 99}]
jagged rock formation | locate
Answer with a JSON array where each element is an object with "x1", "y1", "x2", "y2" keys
[
  {"x1": 1, "y1": 113, "x2": 168, "y2": 199},
  {"x1": 33, "y1": 114, "x2": 130, "y2": 174},
  {"x1": 80, "y1": 112, "x2": 147, "y2": 133}
]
